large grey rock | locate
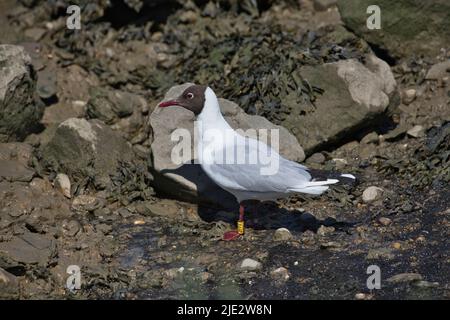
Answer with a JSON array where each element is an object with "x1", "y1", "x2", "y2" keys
[
  {"x1": 41, "y1": 118, "x2": 135, "y2": 190},
  {"x1": 280, "y1": 54, "x2": 398, "y2": 154},
  {"x1": 337, "y1": 0, "x2": 450, "y2": 59},
  {"x1": 0, "y1": 45, "x2": 44, "y2": 142},
  {"x1": 149, "y1": 83, "x2": 305, "y2": 207}
]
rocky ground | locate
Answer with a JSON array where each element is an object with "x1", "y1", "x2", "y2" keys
[{"x1": 0, "y1": 0, "x2": 449, "y2": 299}]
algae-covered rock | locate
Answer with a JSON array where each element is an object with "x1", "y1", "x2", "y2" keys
[
  {"x1": 41, "y1": 118, "x2": 135, "y2": 190},
  {"x1": 281, "y1": 54, "x2": 398, "y2": 154},
  {"x1": 337, "y1": 0, "x2": 450, "y2": 59},
  {"x1": 87, "y1": 86, "x2": 149, "y2": 144}
]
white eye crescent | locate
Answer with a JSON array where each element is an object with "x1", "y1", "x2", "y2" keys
[{"x1": 187, "y1": 92, "x2": 194, "y2": 99}]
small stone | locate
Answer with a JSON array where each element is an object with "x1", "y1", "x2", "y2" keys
[
  {"x1": 240, "y1": 258, "x2": 262, "y2": 271},
  {"x1": 54, "y1": 173, "x2": 71, "y2": 198},
  {"x1": 306, "y1": 152, "x2": 326, "y2": 164},
  {"x1": 200, "y1": 272, "x2": 213, "y2": 283},
  {"x1": 72, "y1": 195, "x2": 100, "y2": 212},
  {"x1": 366, "y1": 248, "x2": 395, "y2": 260},
  {"x1": 270, "y1": 267, "x2": 290, "y2": 282},
  {"x1": 96, "y1": 223, "x2": 112, "y2": 235},
  {"x1": 426, "y1": 60, "x2": 450, "y2": 80},
  {"x1": 118, "y1": 207, "x2": 132, "y2": 218},
  {"x1": 24, "y1": 27, "x2": 47, "y2": 41},
  {"x1": 354, "y1": 293, "x2": 367, "y2": 300},
  {"x1": 133, "y1": 220, "x2": 145, "y2": 225},
  {"x1": 403, "y1": 88, "x2": 416, "y2": 104},
  {"x1": 203, "y1": 1, "x2": 219, "y2": 17},
  {"x1": 414, "y1": 280, "x2": 439, "y2": 288},
  {"x1": 361, "y1": 132, "x2": 379, "y2": 144},
  {"x1": 362, "y1": 186, "x2": 383, "y2": 203},
  {"x1": 416, "y1": 235, "x2": 426, "y2": 243},
  {"x1": 313, "y1": 0, "x2": 337, "y2": 11},
  {"x1": 179, "y1": 11, "x2": 198, "y2": 23},
  {"x1": 332, "y1": 158, "x2": 348, "y2": 170},
  {"x1": 317, "y1": 225, "x2": 335, "y2": 236},
  {"x1": 0, "y1": 267, "x2": 19, "y2": 298},
  {"x1": 320, "y1": 241, "x2": 341, "y2": 249},
  {"x1": 378, "y1": 217, "x2": 392, "y2": 226},
  {"x1": 62, "y1": 220, "x2": 81, "y2": 237},
  {"x1": 386, "y1": 273, "x2": 422, "y2": 283},
  {"x1": 407, "y1": 125, "x2": 425, "y2": 138},
  {"x1": 392, "y1": 242, "x2": 401, "y2": 250},
  {"x1": 273, "y1": 228, "x2": 293, "y2": 241}
]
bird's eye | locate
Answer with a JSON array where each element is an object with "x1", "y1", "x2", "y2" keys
[{"x1": 186, "y1": 92, "x2": 194, "y2": 99}]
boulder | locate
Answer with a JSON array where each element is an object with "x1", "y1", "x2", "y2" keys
[
  {"x1": 149, "y1": 83, "x2": 305, "y2": 207},
  {"x1": 337, "y1": 0, "x2": 450, "y2": 59},
  {"x1": 279, "y1": 54, "x2": 398, "y2": 154},
  {"x1": 41, "y1": 118, "x2": 135, "y2": 190},
  {"x1": 0, "y1": 45, "x2": 44, "y2": 142}
]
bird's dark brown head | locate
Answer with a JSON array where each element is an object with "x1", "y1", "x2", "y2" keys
[{"x1": 158, "y1": 85, "x2": 207, "y2": 115}]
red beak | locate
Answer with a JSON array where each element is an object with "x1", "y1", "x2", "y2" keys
[{"x1": 158, "y1": 99, "x2": 180, "y2": 108}]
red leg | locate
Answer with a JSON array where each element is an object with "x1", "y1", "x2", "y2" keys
[{"x1": 223, "y1": 203, "x2": 245, "y2": 241}]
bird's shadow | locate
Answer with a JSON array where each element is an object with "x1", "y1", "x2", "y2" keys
[
  {"x1": 158, "y1": 163, "x2": 355, "y2": 234},
  {"x1": 198, "y1": 202, "x2": 355, "y2": 234}
]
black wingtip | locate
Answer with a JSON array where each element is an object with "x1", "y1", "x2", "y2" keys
[{"x1": 307, "y1": 169, "x2": 357, "y2": 185}]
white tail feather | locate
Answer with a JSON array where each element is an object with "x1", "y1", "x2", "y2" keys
[{"x1": 289, "y1": 179, "x2": 339, "y2": 195}]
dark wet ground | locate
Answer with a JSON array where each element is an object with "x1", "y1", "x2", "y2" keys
[{"x1": 107, "y1": 177, "x2": 449, "y2": 299}]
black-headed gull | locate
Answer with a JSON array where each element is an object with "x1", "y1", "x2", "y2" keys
[{"x1": 159, "y1": 85, "x2": 355, "y2": 240}]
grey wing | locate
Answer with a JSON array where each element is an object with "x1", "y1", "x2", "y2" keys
[{"x1": 203, "y1": 137, "x2": 311, "y2": 193}]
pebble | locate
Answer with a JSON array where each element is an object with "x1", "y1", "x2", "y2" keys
[
  {"x1": 407, "y1": 125, "x2": 425, "y2": 138},
  {"x1": 361, "y1": 132, "x2": 379, "y2": 144},
  {"x1": 273, "y1": 228, "x2": 293, "y2": 241},
  {"x1": 362, "y1": 186, "x2": 383, "y2": 203},
  {"x1": 179, "y1": 11, "x2": 197, "y2": 23},
  {"x1": 72, "y1": 195, "x2": 100, "y2": 212},
  {"x1": 54, "y1": 173, "x2": 71, "y2": 198},
  {"x1": 62, "y1": 219, "x2": 81, "y2": 237},
  {"x1": 240, "y1": 258, "x2": 262, "y2": 271},
  {"x1": 317, "y1": 225, "x2": 335, "y2": 236},
  {"x1": 386, "y1": 273, "x2": 422, "y2": 283},
  {"x1": 313, "y1": 0, "x2": 337, "y2": 11},
  {"x1": 416, "y1": 235, "x2": 426, "y2": 243},
  {"x1": 378, "y1": 217, "x2": 392, "y2": 226},
  {"x1": 403, "y1": 88, "x2": 416, "y2": 104},
  {"x1": 392, "y1": 242, "x2": 401, "y2": 249},
  {"x1": 118, "y1": 207, "x2": 132, "y2": 218},
  {"x1": 270, "y1": 267, "x2": 290, "y2": 282},
  {"x1": 354, "y1": 293, "x2": 367, "y2": 300},
  {"x1": 425, "y1": 60, "x2": 450, "y2": 80},
  {"x1": 366, "y1": 248, "x2": 394, "y2": 260},
  {"x1": 414, "y1": 280, "x2": 439, "y2": 288},
  {"x1": 332, "y1": 158, "x2": 348, "y2": 170},
  {"x1": 306, "y1": 152, "x2": 326, "y2": 164}
]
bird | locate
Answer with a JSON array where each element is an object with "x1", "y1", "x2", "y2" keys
[{"x1": 158, "y1": 85, "x2": 355, "y2": 240}]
